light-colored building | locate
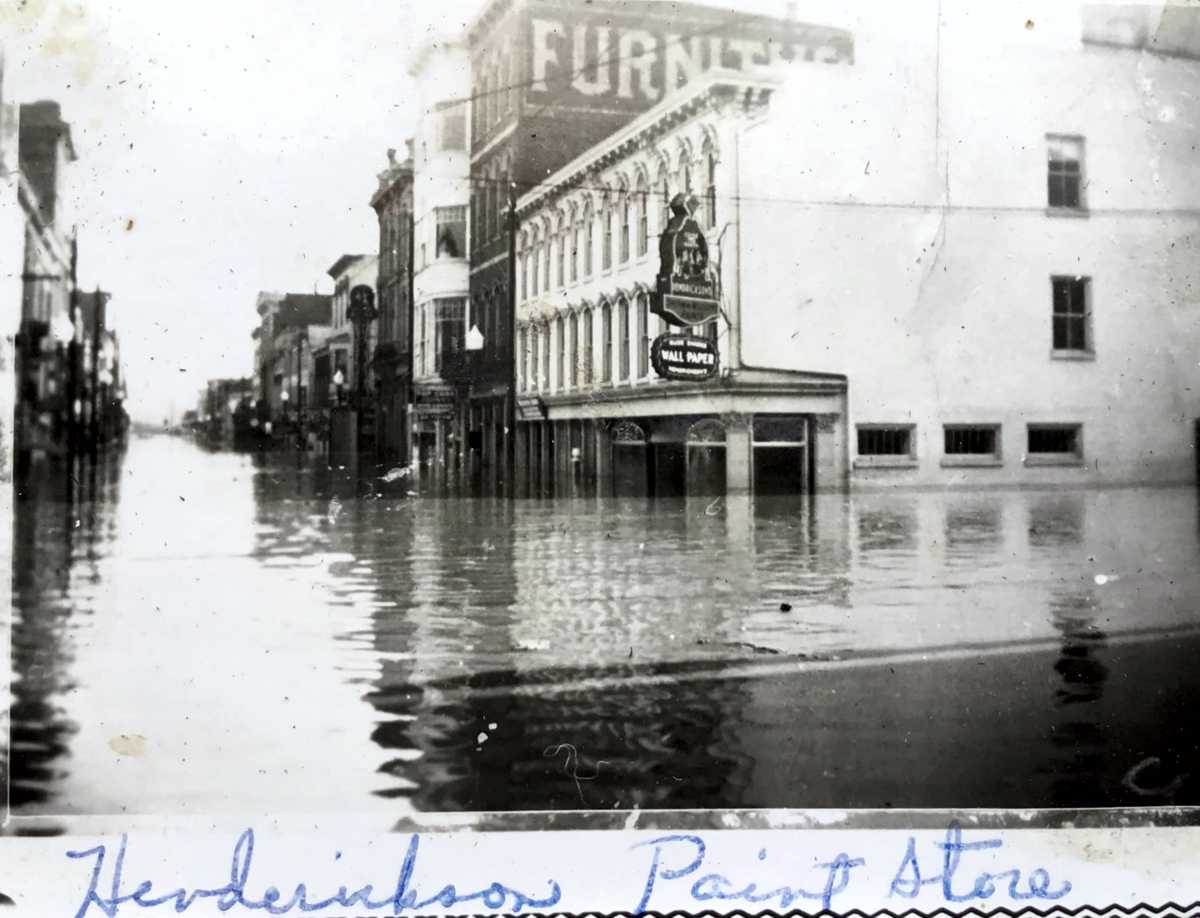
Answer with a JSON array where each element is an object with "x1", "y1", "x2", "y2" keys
[
  {"x1": 409, "y1": 35, "x2": 471, "y2": 479},
  {"x1": 740, "y1": 1, "x2": 1200, "y2": 489},
  {"x1": 322, "y1": 253, "x2": 379, "y2": 399},
  {"x1": 511, "y1": 3, "x2": 1200, "y2": 496}
]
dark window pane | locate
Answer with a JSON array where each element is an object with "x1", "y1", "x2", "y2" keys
[
  {"x1": 754, "y1": 415, "x2": 807, "y2": 442},
  {"x1": 944, "y1": 426, "x2": 996, "y2": 454},
  {"x1": 753, "y1": 445, "x2": 806, "y2": 495},
  {"x1": 857, "y1": 427, "x2": 910, "y2": 455},
  {"x1": 1028, "y1": 426, "x2": 1079, "y2": 453}
]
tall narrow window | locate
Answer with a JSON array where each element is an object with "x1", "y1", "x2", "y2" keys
[
  {"x1": 569, "y1": 312, "x2": 579, "y2": 388},
  {"x1": 601, "y1": 301, "x2": 612, "y2": 383},
  {"x1": 584, "y1": 207, "x2": 594, "y2": 276},
  {"x1": 582, "y1": 307, "x2": 594, "y2": 385},
  {"x1": 542, "y1": 322, "x2": 551, "y2": 389},
  {"x1": 658, "y1": 173, "x2": 671, "y2": 238},
  {"x1": 619, "y1": 191, "x2": 630, "y2": 263},
  {"x1": 602, "y1": 204, "x2": 613, "y2": 270},
  {"x1": 570, "y1": 221, "x2": 579, "y2": 282},
  {"x1": 1051, "y1": 276, "x2": 1091, "y2": 352},
  {"x1": 704, "y1": 148, "x2": 717, "y2": 228},
  {"x1": 531, "y1": 233, "x2": 540, "y2": 296},
  {"x1": 530, "y1": 326, "x2": 540, "y2": 390},
  {"x1": 520, "y1": 250, "x2": 528, "y2": 301},
  {"x1": 618, "y1": 296, "x2": 630, "y2": 381},
  {"x1": 435, "y1": 206, "x2": 466, "y2": 258},
  {"x1": 556, "y1": 227, "x2": 565, "y2": 287},
  {"x1": 542, "y1": 236, "x2": 551, "y2": 291},
  {"x1": 556, "y1": 315, "x2": 565, "y2": 391},
  {"x1": 1047, "y1": 135, "x2": 1084, "y2": 210},
  {"x1": 636, "y1": 177, "x2": 649, "y2": 256},
  {"x1": 637, "y1": 293, "x2": 649, "y2": 378},
  {"x1": 518, "y1": 327, "x2": 527, "y2": 392}
]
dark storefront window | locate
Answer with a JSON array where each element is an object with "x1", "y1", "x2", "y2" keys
[
  {"x1": 686, "y1": 418, "x2": 726, "y2": 497},
  {"x1": 433, "y1": 298, "x2": 464, "y2": 372},
  {"x1": 754, "y1": 414, "x2": 808, "y2": 495}
]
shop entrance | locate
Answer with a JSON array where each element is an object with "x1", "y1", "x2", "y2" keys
[{"x1": 752, "y1": 414, "x2": 811, "y2": 495}]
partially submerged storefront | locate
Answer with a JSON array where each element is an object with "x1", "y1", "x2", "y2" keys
[{"x1": 515, "y1": 369, "x2": 847, "y2": 497}]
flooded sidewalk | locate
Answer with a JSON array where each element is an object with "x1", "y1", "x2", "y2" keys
[{"x1": 8, "y1": 434, "x2": 1200, "y2": 827}]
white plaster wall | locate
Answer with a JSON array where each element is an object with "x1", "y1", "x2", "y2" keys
[{"x1": 738, "y1": 7, "x2": 1200, "y2": 487}]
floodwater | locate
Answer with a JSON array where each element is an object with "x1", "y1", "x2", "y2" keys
[{"x1": 8, "y1": 434, "x2": 1200, "y2": 830}]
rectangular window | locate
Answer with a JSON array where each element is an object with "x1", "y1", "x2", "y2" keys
[
  {"x1": 1027, "y1": 423, "x2": 1083, "y2": 464},
  {"x1": 855, "y1": 424, "x2": 916, "y2": 467},
  {"x1": 637, "y1": 296, "x2": 649, "y2": 378},
  {"x1": 942, "y1": 424, "x2": 1002, "y2": 466},
  {"x1": 433, "y1": 298, "x2": 465, "y2": 371},
  {"x1": 637, "y1": 193, "x2": 648, "y2": 256},
  {"x1": 434, "y1": 206, "x2": 466, "y2": 259},
  {"x1": 1052, "y1": 276, "x2": 1091, "y2": 353},
  {"x1": 570, "y1": 226, "x2": 579, "y2": 282},
  {"x1": 542, "y1": 326, "x2": 551, "y2": 389},
  {"x1": 439, "y1": 107, "x2": 466, "y2": 151},
  {"x1": 556, "y1": 233, "x2": 564, "y2": 287},
  {"x1": 584, "y1": 220, "x2": 594, "y2": 276},
  {"x1": 1047, "y1": 135, "x2": 1084, "y2": 210},
  {"x1": 618, "y1": 299, "x2": 630, "y2": 380}
]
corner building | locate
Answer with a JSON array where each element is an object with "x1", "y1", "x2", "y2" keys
[
  {"x1": 464, "y1": 0, "x2": 853, "y2": 494},
  {"x1": 513, "y1": 70, "x2": 848, "y2": 498}
]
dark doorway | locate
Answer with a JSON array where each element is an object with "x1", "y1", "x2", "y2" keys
[
  {"x1": 651, "y1": 443, "x2": 686, "y2": 497},
  {"x1": 687, "y1": 445, "x2": 726, "y2": 496},
  {"x1": 753, "y1": 445, "x2": 807, "y2": 495},
  {"x1": 613, "y1": 444, "x2": 650, "y2": 496}
]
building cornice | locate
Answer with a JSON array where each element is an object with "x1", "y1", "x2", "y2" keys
[{"x1": 516, "y1": 69, "x2": 781, "y2": 218}]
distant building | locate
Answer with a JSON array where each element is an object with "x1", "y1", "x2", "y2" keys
[
  {"x1": 408, "y1": 35, "x2": 471, "y2": 482},
  {"x1": 267, "y1": 294, "x2": 332, "y2": 437},
  {"x1": 369, "y1": 146, "x2": 414, "y2": 465},
  {"x1": 15, "y1": 100, "x2": 77, "y2": 459}
]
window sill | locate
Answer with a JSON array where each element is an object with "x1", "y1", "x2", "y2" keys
[
  {"x1": 1051, "y1": 349, "x2": 1095, "y2": 361},
  {"x1": 940, "y1": 456, "x2": 1003, "y2": 468},
  {"x1": 1045, "y1": 207, "x2": 1089, "y2": 219},
  {"x1": 1024, "y1": 454, "x2": 1085, "y2": 467},
  {"x1": 854, "y1": 456, "x2": 917, "y2": 469}
]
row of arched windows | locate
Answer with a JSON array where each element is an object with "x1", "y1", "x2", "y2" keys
[
  {"x1": 516, "y1": 140, "x2": 718, "y2": 303},
  {"x1": 517, "y1": 292, "x2": 659, "y2": 394}
]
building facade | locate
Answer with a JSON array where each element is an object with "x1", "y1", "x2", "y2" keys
[
  {"x1": 737, "y1": 1, "x2": 1200, "y2": 489},
  {"x1": 408, "y1": 36, "x2": 472, "y2": 484},
  {"x1": 370, "y1": 147, "x2": 414, "y2": 466},
  {"x1": 15, "y1": 100, "x2": 77, "y2": 460},
  {"x1": 464, "y1": 0, "x2": 854, "y2": 493},
  {"x1": 513, "y1": 71, "x2": 846, "y2": 498}
]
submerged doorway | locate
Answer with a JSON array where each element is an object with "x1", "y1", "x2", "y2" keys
[{"x1": 752, "y1": 414, "x2": 810, "y2": 495}]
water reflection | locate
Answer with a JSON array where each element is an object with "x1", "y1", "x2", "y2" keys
[{"x1": 8, "y1": 435, "x2": 1200, "y2": 820}]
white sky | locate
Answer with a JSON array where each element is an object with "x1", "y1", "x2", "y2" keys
[{"x1": 7, "y1": 0, "x2": 1074, "y2": 423}]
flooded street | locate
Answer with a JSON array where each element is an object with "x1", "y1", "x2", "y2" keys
[{"x1": 9, "y1": 434, "x2": 1200, "y2": 829}]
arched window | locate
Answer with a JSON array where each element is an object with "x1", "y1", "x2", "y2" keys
[
  {"x1": 541, "y1": 318, "x2": 551, "y2": 388},
  {"x1": 601, "y1": 299, "x2": 612, "y2": 383},
  {"x1": 570, "y1": 212, "x2": 580, "y2": 283},
  {"x1": 531, "y1": 229, "x2": 540, "y2": 296},
  {"x1": 602, "y1": 199, "x2": 613, "y2": 270},
  {"x1": 518, "y1": 233, "x2": 528, "y2": 301},
  {"x1": 569, "y1": 311, "x2": 579, "y2": 388},
  {"x1": 635, "y1": 173, "x2": 649, "y2": 257},
  {"x1": 658, "y1": 164, "x2": 671, "y2": 239},
  {"x1": 542, "y1": 229, "x2": 551, "y2": 291},
  {"x1": 582, "y1": 306, "x2": 594, "y2": 385},
  {"x1": 518, "y1": 325, "x2": 527, "y2": 392},
  {"x1": 619, "y1": 189, "x2": 630, "y2": 263},
  {"x1": 555, "y1": 314, "x2": 565, "y2": 391},
  {"x1": 679, "y1": 148, "x2": 693, "y2": 196},
  {"x1": 556, "y1": 218, "x2": 565, "y2": 287},
  {"x1": 637, "y1": 292, "x2": 649, "y2": 378},
  {"x1": 584, "y1": 201, "x2": 595, "y2": 277},
  {"x1": 703, "y1": 139, "x2": 717, "y2": 229},
  {"x1": 530, "y1": 324, "x2": 540, "y2": 390},
  {"x1": 618, "y1": 295, "x2": 631, "y2": 381}
]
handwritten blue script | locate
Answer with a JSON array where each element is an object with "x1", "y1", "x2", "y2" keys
[
  {"x1": 66, "y1": 829, "x2": 561, "y2": 917},
  {"x1": 888, "y1": 822, "x2": 1072, "y2": 903}
]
